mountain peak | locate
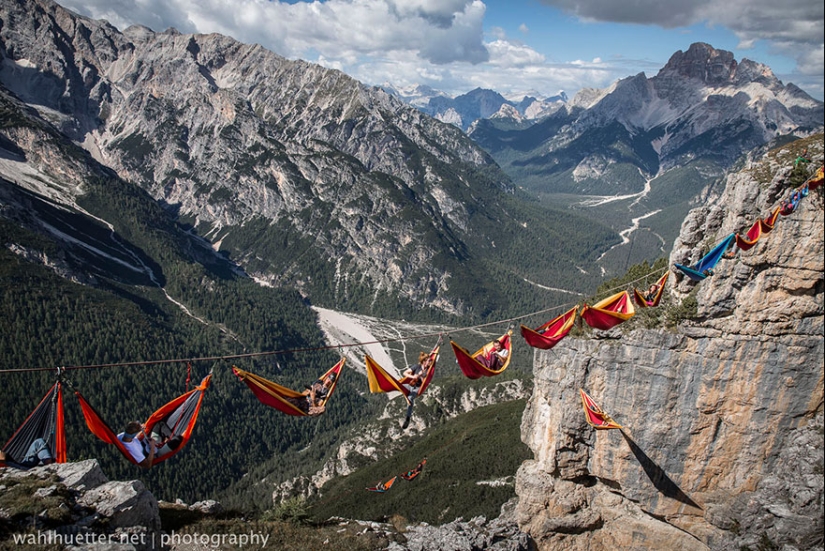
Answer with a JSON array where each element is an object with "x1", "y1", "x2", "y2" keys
[{"x1": 659, "y1": 42, "x2": 778, "y2": 89}]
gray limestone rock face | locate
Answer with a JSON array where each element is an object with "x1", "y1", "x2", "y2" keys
[{"x1": 516, "y1": 140, "x2": 824, "y2": 550}]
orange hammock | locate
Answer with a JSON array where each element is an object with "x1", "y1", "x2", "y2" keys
[
  {"x1": 580, "y1": 388, "x2": 622, "y2": 430},
  {"x1": 76, "y1": 374, "x2": 211, "y2": 466},
  {"x1": 632, "y1": 271, "x2": 670, "y2": 308},
  {"x1": 366, "y1": 475, "x2": 398, "y2": 493},
  {"x1": 735, "y1": 206, "x2": 781, "y2": 251},
  {"x1": 401, "y1": 458, "x2": 427, "y2": 481},
  {"x1": 365, "y1": 347, "x2": 439, "y2": 405},
  {"x1": 233, "y1": 358, "x2": 345, "y2": 416},
  {"x1": 451, "y1": 331, "x2": 513, "y2": 379},
  {"x1": 1, "y1": 381, "x2": 67, "y2": 468},
  {"x1": 581, "y1": 290, "x2": 635, "y2": 330},
  {"x1": 520, "y1": 306, "x2": 577, "y2": 350}
]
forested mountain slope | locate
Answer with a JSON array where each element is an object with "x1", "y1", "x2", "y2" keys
[{"x1": 0, "y1": 0, "x2": 618, "y2": 320}]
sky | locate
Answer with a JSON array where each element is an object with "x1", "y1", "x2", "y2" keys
[{"x1": 57, "y1": 0, "x2": 824, "y2": 101}]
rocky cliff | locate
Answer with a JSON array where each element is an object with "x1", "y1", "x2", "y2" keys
[{"x1": 515, "y1": 137, "x2": 824, "y2": 550}]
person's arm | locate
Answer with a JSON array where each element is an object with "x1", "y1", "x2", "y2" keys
[{"x1": 138, "y1": 438, "x2": 156, "y2": 470}]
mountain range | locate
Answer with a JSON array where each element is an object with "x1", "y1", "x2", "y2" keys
[
  {"x1": 380, "y1": 83, "x2": 569, "y2": 131},
  {"x1": 390, "y1": 43, "x2": 823, "y2": 274},
  {"x1": 0, "y1": 0, "x2": 619, "y2": 322}
]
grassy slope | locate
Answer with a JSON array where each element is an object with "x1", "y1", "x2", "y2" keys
[{"x1": 307, "y1": 399, "x2": 531, "y2": 524}]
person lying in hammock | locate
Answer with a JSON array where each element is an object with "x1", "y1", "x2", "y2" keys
[
  {"x1": 0, "y1": 438, "x2": 55, "y2": 470},
  {"x1": 117, "y1": 421, "x2": 182, "y2": 469},
  {"x1": 478, "y1": 339, "x2": 509, "y2": 370}
]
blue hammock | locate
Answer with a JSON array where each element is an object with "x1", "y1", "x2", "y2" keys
[{"x1": 674, "y1": 233, "x2": 735, "y2": 281}]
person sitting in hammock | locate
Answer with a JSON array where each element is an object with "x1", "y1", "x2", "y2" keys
[
  {"x1": 401, "y1": 352, "x2": 434, "y2": 430},
  {"x1": 478, "y1": 339, "x2": 509, "y2": 370},
  {"x1": 118, "y1": 421, "x2": 156, "y2": 469},
  {"x1": 643, "y1": 283, "x2": 660, "y2": 304},
  {"x1": 0, "y1": 438, "x2": 54, "y2": 469},
  {"x1": 282, "y1": 372, "x2": 337, "y2": 416},
  {"x1": 306, "y1": 372, "x2": 337, "y2": 416},
  {"x1": 117, "y1": 421, "x2": 185, "y2": 469}
]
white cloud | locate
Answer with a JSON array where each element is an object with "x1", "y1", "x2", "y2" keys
[
  {"x1": 486, "y1": 40, "x2": 546, "y2": 67},
  {"x1": 539, "y1": 0, "x2": 824, "y2": 88},
  {"x1": 60, "y1": 0, "x2": 489, "y2": 64},
  {"x1": 56, "y1": 0, "x2": 823, "y2": 99}
]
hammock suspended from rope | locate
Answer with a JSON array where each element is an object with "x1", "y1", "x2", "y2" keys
[
  {"x1": 632, "y1": 271, "x2": 670, "y2": 308},
  {"x1": 580, "y1": 388, "x2": 622, "y2": 430},
  {"x1": 76, "y1": 374, "x2": 212, "y2": 466},
  {"x1": 366, "y1": 475, "x2": 398, "y2": 493},
  {"x1": 808, "y1": 166, "x2": 823, "y2": 190},
  {"x1": 401, "y1": 459, "x2": 427, "y2": 481},
  {"x1": 233, "y1": 358, "x2": 345, "y2": 417},
  {"x1": 1, "y1": 380, "x2": 66, "y2": 468},
  {"x1": 673, "y1": 233, "x2": 736, "y2": 282},
  {"x1": 734, "y1": 204, "x2": 784, "y2": 251},
  {"x1": 450, "y1": 330, "x2": 513, "y2": 380},
  {"x1": 520, "y1": 306, "x2": 578, "y2": 350},
  {"x1": 580, "y1": 290, "x2": 635, "y2": 330},
  {"x1": 365, "y1": 346, "x2": 439, "y2": 405}
]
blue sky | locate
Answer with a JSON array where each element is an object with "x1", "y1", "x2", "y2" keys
[{"x1": 58, "y1": 0, "x2": 824, "y2": 100}]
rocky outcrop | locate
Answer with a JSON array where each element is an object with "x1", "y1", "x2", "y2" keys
[
  {"x1": 515, "y1": 138, "x2": 824, "y2": 550},
  {"x1": 0, "y1": 459, "x2": 161, "y2": 549}
]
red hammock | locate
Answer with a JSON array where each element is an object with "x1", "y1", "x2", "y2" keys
[
  {"x1": 365, "y1": 347, "x2": 439, "y2": 405},
  {"x1": 77, "y1": 374, "x2": 212, "y2": 466},
  {"x1": 580, "y1": 388, "x2": 622, "y2": 430},
  {"x1": 632, "y1": 271, "x2": 670, "y2": 308},
  {"x1": 451, "y1": 331, "x2": 513, "y2": 379},
  {"x1": 401, "y1": 459, "x2": 427, "y2": 481},
  {"x1": 581, "y1": 290, "x2": 635, "y2": 330},
  {"x1": 233, "y1": 358, "x2": 345, "y2": 416},
  {"x1": 1, "y1": 381, "x2": 67, "y2": 467},
  {"x1": 520, "y1": 306, "x2": 577, "y2": 350},
  {"x1": 735, "y1": 206, "x2": 781, "y2": 251}
]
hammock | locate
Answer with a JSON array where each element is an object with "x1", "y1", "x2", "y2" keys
[
  {"x1": 761, "y1": 206, "x2": 781, "y2": 231},
  {"x1": 450, "y1": 331, "x2": 513, "y2": 379},
  {"x1": 76, "y1": 374, "x2": 212, "y2": 466},
  {"x1": 580, "y1": 290, "x2": 635, "y2": 330},
  {"x1": 1, "y1": 381, "x2": 67, "y2": 468},
  {"x1": 580, "y1": 389, "x2": 622, "y2": 430},
  {"x1": 673, "y1": 233, "x2": 736, "y2": 282},
  {"x1": 632, "y1": 271, "x2": 670, "y2": 308},
  {"x1": 809, "y1": 166, "x2": 823, "y2": 190},
  {"x1": 779, "y1": 189, "x2": 803, "y2": 216},
  {"x1": 735, "y1": 205, "x2": 784, "y2": 251},
  {"x1": 366, "y1": 475, "x2": 398, "y2": 493},
  {"x1": 401, "y1": 459, "x2": 427, "y2": 481},
  {"x1": 233, "y1": 358, "x2": 345, "y2": 416},
  {"x1": 365, "y1": 347, "x2": 439, "y2": 405},
  {"x1": 520, "y1": 306, "x2": 578, "y2": 350}
]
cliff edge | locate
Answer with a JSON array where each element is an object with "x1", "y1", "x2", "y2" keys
[{"x1": 515, "y1": 136, "x2": 824, "y2": 551}]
